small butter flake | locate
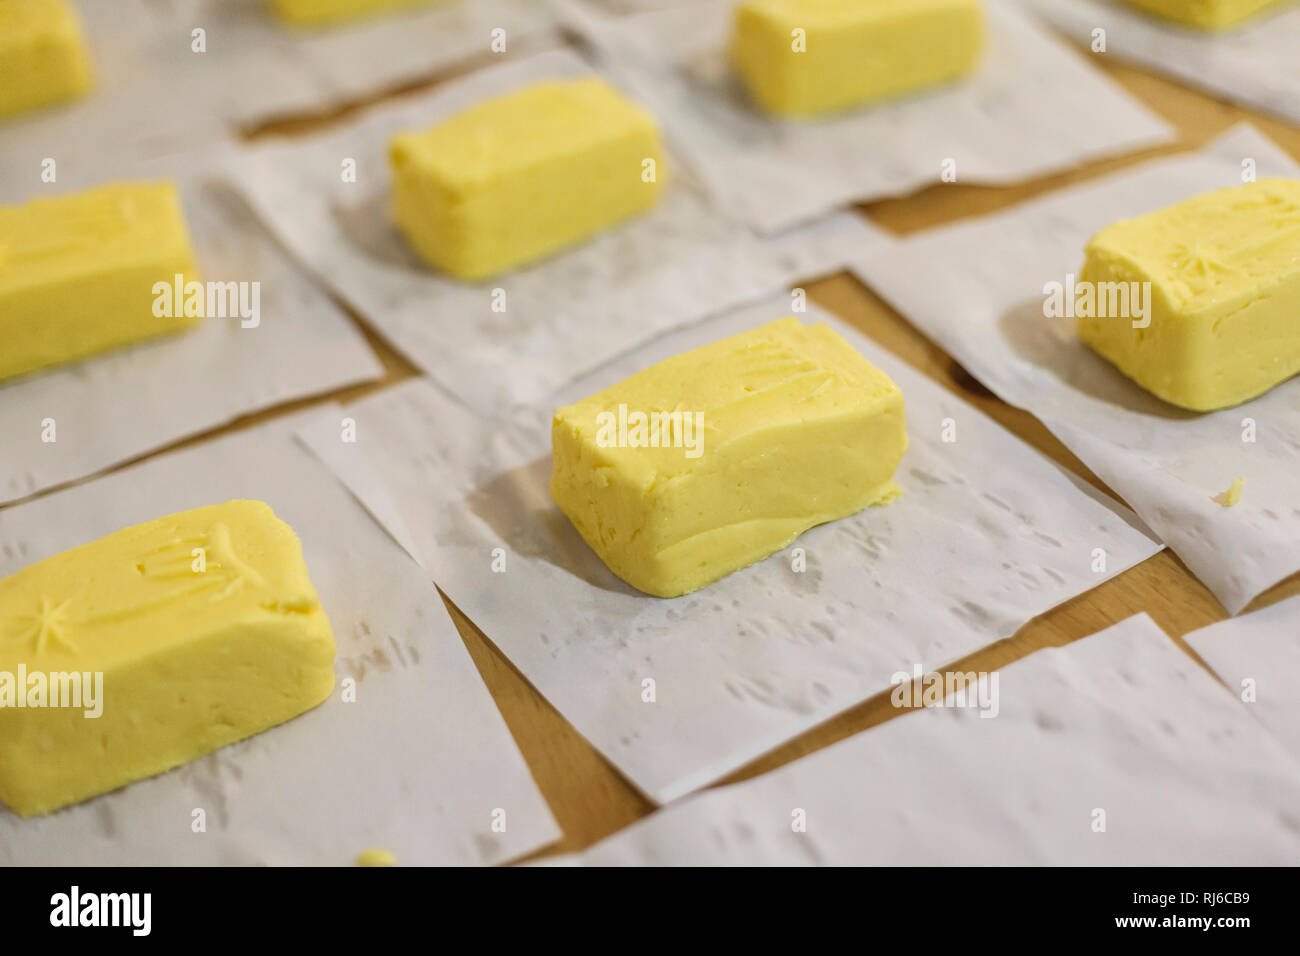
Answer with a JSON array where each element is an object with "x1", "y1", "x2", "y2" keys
[
  {"x1": 1212, "y1": 476, "x2": 1245, "y2": 508},
  {"x1": 356, "y1": 848, "x2": 396, "y2": 868}
]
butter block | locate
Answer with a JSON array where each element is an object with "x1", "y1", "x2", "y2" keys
[
  {"x1": 271, "y1": 0, "x2": 438, "y2": 27},
  {"x1": 390, "y1": 78, "x2": 667, "y2": 280},
  {"x1": 0, "y1": 0, "x2": 93, "y2": 121},
  {"x1": 1078, "y1": 178, "x2": 1300, "y2": 411},
  {"x1": 730, "y1": 0, "x2": 984, "y2": 117},
  {"x1": 1118, "y1": 0, "x2": 1290, "y2": 30},
  {"x1": 0, "y1": 501, "x2": 336, "y2": 818},
  {"x1": 551, "y1": 319, "x2": 908, "y2": 598},
  {"x1": 0, "y1": 181, "x2": 202, "y2": 382}
]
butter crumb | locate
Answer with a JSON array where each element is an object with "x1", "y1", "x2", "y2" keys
[
  {"x1": 356, "y1": 848, "x2": 396, "y2": 867},
  {"x1": 1213, "y1": 476, "x2": 1245, "y2": 508}
]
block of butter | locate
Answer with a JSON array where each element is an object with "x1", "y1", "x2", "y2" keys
[
  {"x1": 0, "y1": 501, "x2": 336, "y2": 818},
  {"x1": 1118, "y1": 0, "x2": 1290, "y2": 30},
  {"x1": 270, "y1": 0, "x2": 437, "y2": 27},
  {"x1": 0, "y1": 181, "x2": 202, "y2": 382},
  {"x1": 730, "y1": 0, "x2": 983, "y2": 117},
  {"x1": 551, "y1": 319, "x2": 908, "y2": 598},
  {"x1": 1078, "y1": 178, "x2": 1300, "y2": 412},
  {"x1": 0, "y1": 0, "x2": 93, "y2": 121},
  {"x1": 390, "y1": 78, "x2": 667, "y2": 280}
]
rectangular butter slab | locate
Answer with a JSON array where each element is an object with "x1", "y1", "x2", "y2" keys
[
  {"x1": 0, "y1": 181, "x2": 202, "y2": 382},
  {"x1": 1078, "y1": 178, "x2": 1300, "y2": 411},
  {"x1": 551, "y1": 318, "x2": 908, "y2": 598},
  {"x1": 0, "y1": 500, "x2": 336, "y2": 818},
  {"x1": 1118, "y1": 0, "x2": 1290, "y2": 30},
  {"x1": 0, "y1": 0, "x2": 93, "y2": 121},
  {"x1": 730, "y1": 0, "x2": 983, "y2": 118},
  {"x1": 390, "y1": 78, "x2": 667, "y2": 280},
  {"x1": 271, "y1": 0, "x2": 439, "y2": 27}
]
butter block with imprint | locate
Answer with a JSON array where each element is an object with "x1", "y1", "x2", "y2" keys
[
  {"x1": 0, "y1": 0, "x2": 93, "y2": 121},
  {"x1": 390, "y1": 78, "x2": 666, "y2": 280},
  {"x1": 730, "y1": 0, "x2": 984, "y2": 118},
  {"x1": 0, "y1": 501, "x2": 336, "y2": 818},
  {"x1": 551, "y1": 319, "x2": 908, "y2": 598},
  {"x1": 1078, "y1": 178, "x2": 1300, "y2": 412},
  {"x1": 0, "y1": 181, "x2": 202, "y2": 382},
  {"x1": 1118, "y1": 0, "x2": 1292, "y2": 30},
  {"x1": 271, "y1": 0, "x2": 439, "y2": 27}
]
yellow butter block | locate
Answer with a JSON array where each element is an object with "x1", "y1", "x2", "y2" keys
[
  {"x1": 271, "y1": 0, "x2": 439, "y2": 27},
  {"x1": 1118, "y1": 0, "x2": 1291, "y2": 30},
  {"x1": 731, "y1": 0, "x2": 984, "y2": 118},
  {"x1": 0, "y1": 0, "x2": 93, "y2": 121},
  {"x1": 0, "y1": 181, "x2": 202, "y2": 382},
  {"x1": 1078, "y1": 178, "x2": 1300, "y2": 411},
  {"x1": 551, "y1": 319, "x2": 908, "y2": 598},
  {"x1": 390, "y1": 78, "x2": 667, "y2": 280},
  {"x1": 0, "y1": 501, "x2": 336, "y2": 818}
]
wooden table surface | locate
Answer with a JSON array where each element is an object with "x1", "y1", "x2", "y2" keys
[{"x1": 9, "y1": 29, "x2": 1300, "y2": 861}]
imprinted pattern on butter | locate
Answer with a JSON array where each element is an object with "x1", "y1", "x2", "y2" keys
[{"x1": 2, "y1": 522, "x2": 267, "y2": 658}]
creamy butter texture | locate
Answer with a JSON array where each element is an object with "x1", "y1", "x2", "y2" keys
[
  {"x1": 0, "y1": 0, "x2": 93, "y2": 121},
  {"x1": 390, "y1": 78, "x2": 666, "y2": 280},
  {"x1": 271, "y1": 0, "x2": 439, "y2": 26},
  {"x1": 1078, "y1": 178, "x2": 1300, "y2": 411},
  {"x1": 0, "y1": 501, "x2": 336, "y2": 818},
  {"x1": 0, "y1": 181, "x2": 202, "y2": 382},
  {"x1": 1118, "y1": 0, "x2": 1291, "y2": 29},
  {"x1": 730, "y1": 0, "x2": 984, "y2": 117},
  {"x1": 551, "y1": 319, "x2": 908, "y2": 598}
]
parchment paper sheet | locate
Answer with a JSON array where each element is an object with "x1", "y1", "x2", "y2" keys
[
  {"x1": 851, "y1": 125, "x2": 1300, "y2": 615},
  {"x1": 549, "y1": 615, "x2": 1300, "y2": 865},
  {"x1": 554, "y1": 0, "x2": 1175, "y2": 233},
  {"x1": 151, "y1": 0, "x2": 561, "y2": 127},
  {"x1": 227, "y1": 47, "x2": 891, "y2": 416},
  {"x1": 0, "y1": 1, "x2": 558, "y2": 187},
  {"x1": 0, "y1": 413, "x2": 560, "y2": 866},
  {"x1": 298, "y1": 295, "x2": 1163, "y2": 804},
  {"x1": 1185, "y1": 595, "x2": 1300, "y2": 761},
  {"x1": 1020, "y1": 0, "x2": 1300, "y2": 127},
  {"x1": 0, "y1": 168, "x2": 383, "y2": 505}
]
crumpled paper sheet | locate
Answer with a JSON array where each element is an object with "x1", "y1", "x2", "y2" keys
[
  {"x1": 297, "y1": 294, "x2": 1163, "y2": 804},
  {"x1": 1019, "y1": 0, "x2": 1300, "y2": 126},
  {"x1": 1185, "y1": 595, "x2": 1300, "y2": 761},
  {"x1": 150, "y1": 0, "x2": 561, "y2": 128},
  {"x1": 226, "y1": 47, "x2": 890, "y2": 416},
  {"x1": 851, "y1": 124, "x2": 1300, "y2": 615},
  {"x1": 548, "y1": 615, "x2": 1300, "y2": 865},
  {"x1": 552, "y1": 0, "x2": 1175, "y2": 233},
  {"x1": 0, "y1": 412, "x2": 560, "y2": 866},
  {"x1": 0, "y1": 169, "x2": 383, "y2": 505},
  {"x1": 0, "y1": 0, "x2": 227, "y2": 189},
  {"x1": 0, "y1": 1, "x2": 559, "y2": 187}
]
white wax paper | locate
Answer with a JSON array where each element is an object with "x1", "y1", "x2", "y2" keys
[
  {"x1": 1020, "y1": 0, "x2": 1300, "y2": 126},
  {"x1": 297, "y1": 294, "x2": 1163, "y2": 804},
  {"x1": 1184, "y1": 594, "x2": 1300, "y2": 760},
  {"x1": 0, "y1": 412, "x2": 560, "y2": 866},
  {"x1": 0, "y1": 167, "x2": 383, "y2": 505},
  {"x1": 851, "y1": 124, "x2": 1300, "y2": 615},
  {"x1": 0, "y1": 1, "x2": 558, "y2": 187},
  {"x1": 226, "y1": 47, "x2": 891, "y2": 416},
  {"x1": 151, "y1": 0, "x2": 561, "y2": 127},
  {"x1": 552, "y1": 615, "x2": 1300, "y2": 865},
  {"x1": 553, "y1": 0, "x2": 1175, "y2": 233}
]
